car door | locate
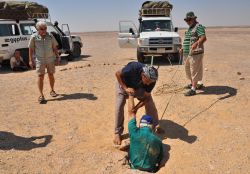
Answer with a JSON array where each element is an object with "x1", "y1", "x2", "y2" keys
[
  {"x1": 61, "y1": 24, "x2": 73, "y2": 51},
  {"x1": 118, "y1": 21, "x2": 138, "y2": 48}
]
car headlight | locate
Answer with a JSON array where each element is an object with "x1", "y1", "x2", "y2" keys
[
  {"x1": 173, "y1": 37, "x2": 181, "y2": 44},
  {"x1": 138, "y1": 38, "x2": 148, "y2": 46}
]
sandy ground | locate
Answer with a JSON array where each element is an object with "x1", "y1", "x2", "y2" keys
[{"x1": 0, "y1": 28, "x2": 249, "y2": 174}]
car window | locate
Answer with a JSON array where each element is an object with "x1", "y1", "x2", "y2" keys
[
  {"x1": 141, "y1": 20, "x2": 172, "y2": 32},
  {"x1": 0, "y1": 24, "x2": 20, "y2": 36},
  {"x1": 20, "y1": 23, "x2": 36, "y2": 35}
]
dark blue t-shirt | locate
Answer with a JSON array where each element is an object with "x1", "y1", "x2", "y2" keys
[{"x1": 121, "y1": 62, "x2": 156, "y2": 93}]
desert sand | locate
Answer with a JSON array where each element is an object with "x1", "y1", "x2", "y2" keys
[{"x1": 0, "y1": 28, "x2": 249, "y2": 174}]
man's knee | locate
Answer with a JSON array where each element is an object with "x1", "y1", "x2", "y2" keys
[{"x1": 38, "y1": 74, "x2": 45, "y2": 80}]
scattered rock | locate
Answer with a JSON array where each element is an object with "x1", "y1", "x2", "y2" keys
[
  {"x1": 237, "y1": 72, "x2": 242, "y2": 75},
  {"x1": 87, "y1": 64, "x2": 91, "y2": 67},
  {"x1": 60, "y1": 68, "x2": 68, "y2": 71},
  {"x1": 239, "y1": 77, "x2": 245, "y2": 80}
]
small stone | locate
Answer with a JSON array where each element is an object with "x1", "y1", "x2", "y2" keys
[
  {"x1": 239, "y1": 77, "x2": 245, "y2": 80},
  {"x1": 237, "y1": 72, "x2": 242, "y2": 75},
  {"x1": 205, "y1": 68, "x2": 208, "y2": 71},
  {"x1": 60, "y1": 68, "x2": 67, "y2": 71},
  {"x1": 88, "y1": 64, "x2": 91, "y2": 67}
]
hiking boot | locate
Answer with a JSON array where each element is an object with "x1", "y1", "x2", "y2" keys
[
  {"x1": 196, "y1": 84, "x2": 204, "y2": 90},
  {"x1": 184, "y1": 89, "x2": 196, "y2": 96},
  {"x1": 184, "y1": 84, "x2": 204, "y2": 90}
]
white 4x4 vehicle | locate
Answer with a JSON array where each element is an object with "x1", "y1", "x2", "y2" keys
[
  {"x1": 118, "y1": 1, "x2": 181, "y2": 63},
  {"x1": 0, "y1": 19, "x2": 83, "y2": 65}
]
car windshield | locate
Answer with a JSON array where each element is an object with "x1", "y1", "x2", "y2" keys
[
  {"x1": 20, "y1": 23, "x2": 36, "y2": 35},
  {"x1": 141, "y1": 20, "x2": 172, "y2": 32}
]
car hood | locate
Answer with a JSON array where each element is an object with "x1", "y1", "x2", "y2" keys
[{"x1": 140, "y1": 31, "x2": 180, "y2": 39}]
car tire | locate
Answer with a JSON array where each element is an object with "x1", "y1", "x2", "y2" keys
[
  {"x1": 68, "y1": 43, "x2": 81, "y2": 61},
  {"x1": 137, "y1": 49, "x2": 145, "y2": 63}
]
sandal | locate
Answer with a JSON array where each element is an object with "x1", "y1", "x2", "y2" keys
[
  {"x1": 50, "y1": 90, "x2": 57, "y2": 97},
  {"x1": 38, "y1": 96, "x2": 46, "y2": 104}
]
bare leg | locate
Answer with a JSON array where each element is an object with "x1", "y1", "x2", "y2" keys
[
  {"x1": 114, "y1": 82, "x2": 126, "y2": 145},
  {"x1": 38, "y1": 74, "x2": 45, "y2": 97},
  {"x1": 48, "y1": 73, "x2": 55, "y2": 91}
]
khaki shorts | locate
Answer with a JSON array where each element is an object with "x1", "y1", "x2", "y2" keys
[
  {"x1": 184, "y1": 54, "x2": 204, "y2": 82},
  {"x1": 36, "y1": 62, "x2": 55, "y2": 75}
]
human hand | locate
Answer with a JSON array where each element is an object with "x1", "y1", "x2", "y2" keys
[
  {"x1": 191, "y1": 42, "x2": 198, "y2": 50},
  {"x1": 56, "y1": 57, "x2": 61, "y2": 66},
  {"x1": 125, "y1": 88, "x2": 135, "y2": 96}
]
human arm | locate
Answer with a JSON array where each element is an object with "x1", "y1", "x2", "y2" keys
[
  {"x1": 28, "y1": 36, "x2": 35, "y2": 69},
  {"x1": 28, "y1": 48, "x2": 34, "y2": 69},
  {"x1": 191, "y1": 35, "x2": 207, "y2": 50},
  {"x1": 132, "y1": 91, "x2": 151, "y2": 112},
  {"x1": 191, "y1": 25, "x2": 207, "y2": 50},
  {"x1": 115, "y1": 70, "x2": 135, "y2": 95},
  {"x1": 128, "y1": 95, "x2": 136, "y2": 121},
  {"x1": 51, "y1": 35, "x2": 60, "y2": 65}
]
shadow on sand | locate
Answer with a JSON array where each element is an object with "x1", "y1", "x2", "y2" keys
[
  {"x1": 0, "y1": 131, "x2": 52, "y2": 151},
  {"x1": 47, "y1": 92, "x2": 98, "y2": 102},
  {"x1": 158, "y1": 120, "x2": 197, "y2": 144},
  {"x1": 199, "y1": 85, "x2": 237, "y2": 100}
]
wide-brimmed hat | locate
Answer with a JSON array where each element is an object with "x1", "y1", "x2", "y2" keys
[
  {"x1": 184, "y1": 11, "x2": 197, "y2": 21},
  {"x1": 142, "y1": 65, "x2": 158, "y2": 82}
]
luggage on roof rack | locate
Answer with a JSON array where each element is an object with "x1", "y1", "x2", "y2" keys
[
  {"x1": 140, "y1": 1, "x2": 173, "y2": 17},
  {"x1": 0, "y1": 1, "x2": 49, "y2": 20}
]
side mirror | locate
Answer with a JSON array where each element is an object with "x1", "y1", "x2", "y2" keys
[
  {"x1": 129, "y1": 28, "x2": 135, "y2": 35},
  {"x1": 54, "y1": 21, "x2": 59, "y2": 26},
  {"x1": 174, "y1": 27, "x2": 178, "y2": 32}
]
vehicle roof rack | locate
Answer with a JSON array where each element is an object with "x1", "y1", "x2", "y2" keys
[{"x1": 140, "y1": 8, "x2": 171, "y2": 17}]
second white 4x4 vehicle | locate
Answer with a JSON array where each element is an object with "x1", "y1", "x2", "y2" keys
[
  {"x1": 118, "y1": 1, "x2": 181, "y2": 63},
  {"x1": 0, "y1": 1, "x2": 83, "y2": 65}
]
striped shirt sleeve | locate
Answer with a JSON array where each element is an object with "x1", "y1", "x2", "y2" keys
[{"x1": 196, "y1": 25, "x2": 206, "y2": 36}]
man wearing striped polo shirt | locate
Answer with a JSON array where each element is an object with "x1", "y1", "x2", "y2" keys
[{"x1": 180, "y1": 11, "x2": 207, "y2": 96}]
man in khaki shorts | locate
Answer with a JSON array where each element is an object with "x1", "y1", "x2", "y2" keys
[
  {"x1": 180, "y1": 11, "x2": 207, "y2": 96},
  {"x1": 28, "y1": 21, "x2": 60, "y2": 103}
]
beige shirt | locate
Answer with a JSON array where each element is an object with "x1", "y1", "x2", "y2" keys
[{"x1": 28, "y1": 32, "x2": 58, "y2": 64}]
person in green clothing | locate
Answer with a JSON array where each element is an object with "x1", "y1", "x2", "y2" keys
[
  {"x1": 127, "y1": 94, "x2": 163, "y2": 172},
  {"x1": 180, "y1": 11, "x2": 207, "y2": 96}
]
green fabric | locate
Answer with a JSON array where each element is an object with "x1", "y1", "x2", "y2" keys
[
  {"x1": 183, "y1": 23, "x2": 206, "y2": 56},
  {"x1": 128, "y1": 118, "x2": 163, "y2": 171}
]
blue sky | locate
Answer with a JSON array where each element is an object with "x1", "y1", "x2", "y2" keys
[{"x1": 33, "y1": 0, "x2": 250, "y2": 32}]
